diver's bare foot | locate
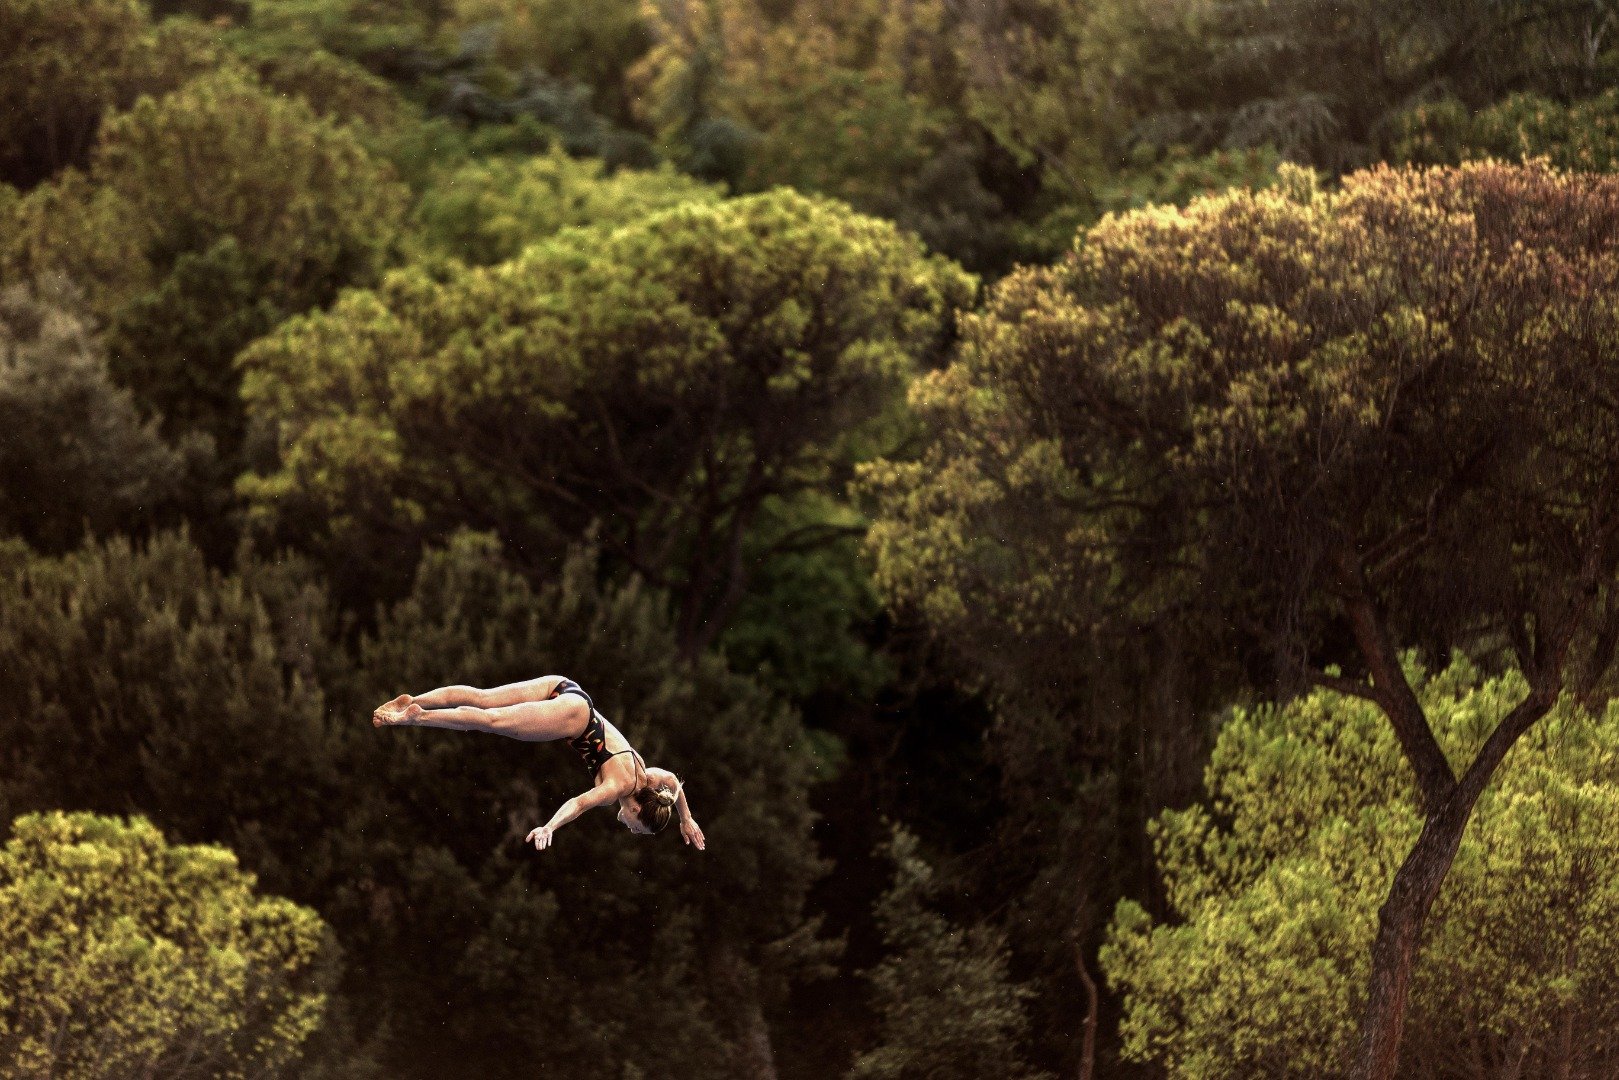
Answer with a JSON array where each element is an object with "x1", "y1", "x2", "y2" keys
[{"x1": 373, "y1": 694, "x2": 412, "y2": 727}]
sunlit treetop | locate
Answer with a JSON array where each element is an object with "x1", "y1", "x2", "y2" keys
[
  {"x1": 866, "y1": 159, "x2": 1619, "y2": 705},
  {"x1": 239, "y1": 188, "x2": 976, "y2": 648},
  {"x1": 0, "y1": 0, "x2": 222, "y2": 188},
  {"x1": 0, "y1": 810, "x2": 333, "y2": 1080},
  {"x1": 409, "y1": 146, "x2": 724, "y2": 266}
]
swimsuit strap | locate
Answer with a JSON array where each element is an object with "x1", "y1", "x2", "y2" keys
[
  {"x1": 603, "y1": 747, "x2": 646, "y2": 792},
  {"x1": 627, "y1": 746, "x2": 648, "y2": 778},
  {"x1": 556, "y1": 679, "x2": 644, "y2": 788}
]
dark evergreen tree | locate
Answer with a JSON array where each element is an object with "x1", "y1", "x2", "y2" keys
[
  {"x1": 849, "y1": 826, "x2": 1050, "y2": 1080},
  {"x1": 0, "y1": 279, "x2": 190, "y2": 551}
]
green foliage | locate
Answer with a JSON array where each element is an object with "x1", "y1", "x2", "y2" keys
[
  {"x1": 718, "y1": 493, "x2": 890, "y2": 701},
  {"x1": 1096, "y1": 144, "x2": 1288, "y2": 216},
  {"x1": 1016, "y1": 144, "x2": 1291, "y2": 264},
  {"x1": 21, "y1": 2, "x2": 1619, "y2": 1073},
  {"x1": 0, "y1": 0, "x2": 220, "y2": 187},
  {"x1": 150, "y1": 0, "x2": 252, "y2": 18},
  {"x1": 90, "y1": 67, "x2": 406, "y2": 312},
  {"x1": 735, "y1": 66, "x2": 951, "y2": 216},
  {"x1": 631, "y1": 0, "x2": 1018, "y2": 268},
  {"x1": 1, "y1": 166, "x2": 149, "y2": 312},
  {"x1": 229, "y1": 40, "x2": 410, "y2": 131},
  {"x1": 438, "y1": 0, "x2": 651, "y2": 123},
  {"x1": 1125, "y1": 0, "x2": 1619, "y2": 171},
  {"x1": 410, "y1": 146, "x2": 722, "y2": 265},
  {"x1": 5, "y1": 66, "x2": 408, "y2": 453},
  {"x1": 0, "y1": 811, "x2": 335, "y2": 1079},
  {"x1": 1134, "y1": 0, "x2": 1376, "y2": 167},
  {"x1": 863, "y1": 159, "x2": 1619, "y2": 1070},
  {"x1": 1102, "y1": 658, "x2": 1619, "y2": 1077},
  {"x1": 849, "y1": 826, "x2": 1051, "y2": 1080},
  {"x1": 239, "y1": 0, "x2": 441, "y2": 69},
  {"x1": 864, "y1": 159, "x2": 1619, "y2": 690},
  {"x1": 4, "y1": 61, "x2": 408, "y2": 317},
  {"x1": 239, "y1": 0, "x2": 653, "y2": 165},
  {"x1": 357, "y1": 114, "x2": 549, "y2": 196},
  {"x1": 0, "y1": 523, "x2": 831, "y2": 1077},
  {"x1": 1394, "y1": 90, "x2": 1619, "y2": 172},
  {"x1": 0, "y1": 280, "x2": 189, "y2": 551},
  {"x1": 105, "y1": 237, "x2": 284, "y2": 449},
  {"x1": 953, "y1": 0, "x2": 1177, "y2": 202},
  {"x1": 0, "y1": 531, "x2": 341, "y2": 887},
  {"x1": 240, "y1": 189, "x2": 973, "y2": 658}
]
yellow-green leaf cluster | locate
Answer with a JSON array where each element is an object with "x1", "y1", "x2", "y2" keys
[
  {"x1": 0, "y1": 0, "x2": 222, "y2": 187},
  {"x1": 1102, "y1": 658, "x2": 1619, "y2": 1077},
  {"x1": 410, "y1": 146, "x2": 722, "y2": 266},
  {"x1": 5, "y1": 66, "x2": 406, "y2": 317},
  {"x1": 1394, "y1": 91, "x2": 1619, "y2": 174},
  {"x1": 0, "y1": 811, "x2": 333, "y2": 1079}
]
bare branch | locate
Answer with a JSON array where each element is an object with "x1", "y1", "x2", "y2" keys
[{"x1": 1332, "y1": 541, "x2": 1456, "y2": 812}]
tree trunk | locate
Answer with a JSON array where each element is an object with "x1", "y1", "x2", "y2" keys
[
  {"x1": 1350, "y1": 685, "x2": 1558, "y2": 1079},
  {"x1": 1350, "y1": 799, "x2": 1472, "y2": 1079},
  {"x1": 1339, "y1": 525, "x2": 1588, "y2": 1078},
  {"x1": 1074, "y1": 940, "x2": 1098, "y2": 1080}
]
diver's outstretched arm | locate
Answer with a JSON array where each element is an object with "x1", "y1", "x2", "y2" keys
[
  {"x1": 526, "y1": 784, "x2": 624, "y2": 851},
  {"x1": 643, "y1": 767, "x2": 704, "y2": 849},
  {"x1": 672, "y1": 778, "x2": 706, "y2": 850}
]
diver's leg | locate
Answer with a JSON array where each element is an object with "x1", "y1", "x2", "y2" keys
[
  {"x1": 373, "y1": 686, "x2": 477, "y2": 726},
  {"x1": 374, "y1": 677, "x2": 559, "y2": 724},
  {"x1": 469, "y1": 676, "x2": 568, "y2": 707},
  {"x1": 384, "y1": 693, "x2": 590, "y2": 743},
  {"x1": 404, "y1": 684, "x2": 480, "y2": 709},
  {"x1": 411, "y1": 676, "x2": 563, "y2": 709}
]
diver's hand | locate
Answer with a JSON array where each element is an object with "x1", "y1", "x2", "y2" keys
[
  {"x1": 525, "y1": 825, "x2": 555, "y2": 851},
  {"x1": 680, "y1": 817, "x2": 706, "y2": 850}
]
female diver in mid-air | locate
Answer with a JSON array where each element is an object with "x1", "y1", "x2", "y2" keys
[{"x1": 372, "y1": 676, "x2": 706, "y2": 852}]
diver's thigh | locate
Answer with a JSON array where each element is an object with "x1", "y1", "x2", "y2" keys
[
  {"x1": 492, "y1": 695, "x2": 590, "y2": 742},
  {"x1": 480, "y1": 677, "x2": 561, "y2": 708}
]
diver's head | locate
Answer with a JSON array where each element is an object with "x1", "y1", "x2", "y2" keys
[{"x1": 618, "y1": 783, "x2": 676, "y2": 835}]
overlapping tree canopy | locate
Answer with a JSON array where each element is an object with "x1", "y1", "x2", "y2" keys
[{"x1": 240, "y1": 189, "x2": 975, "y2": 651}]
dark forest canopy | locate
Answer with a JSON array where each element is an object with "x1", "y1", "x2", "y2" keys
[{"x1": 5, "y1": 1, "x2": 1619, "y2": 1078}]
